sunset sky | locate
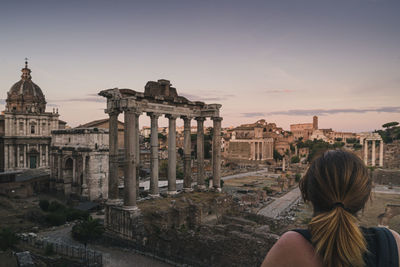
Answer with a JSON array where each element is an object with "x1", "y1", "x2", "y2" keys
[{"x1": 0, "y1": 0, "x2": 399, "y2": 132}]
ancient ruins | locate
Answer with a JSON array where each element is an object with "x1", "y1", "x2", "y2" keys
[
  {"x1": 98, "y1": 79, "x2": 222, "y2": 212},
  {"x1": 360, "y1": 132, "x2": 384, "y2": 167}
]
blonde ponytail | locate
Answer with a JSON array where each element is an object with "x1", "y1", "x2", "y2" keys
[
  {"x1": 300, "y1": 150, "x2": 372, "y2": 267},
  {"x1": 309, "y1": 207, "x2": 367, "y2": 267}
]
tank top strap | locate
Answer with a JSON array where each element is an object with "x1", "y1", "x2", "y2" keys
[{"x1": 291, "y1": 228, "x2": 311, "y2": 243}]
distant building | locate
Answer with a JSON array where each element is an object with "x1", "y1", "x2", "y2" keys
[
  {"x1": 0, "y1": 61, "x2": 66, "y2": 172},
  {"x1": 225, "y1": 119, "x2": 275, "y2": 163},
  {"x1": 291, "y1": 116, "x2": 356, "y2": 143},
  {"x1": 50, "y1": 128, "x2": 109, "y2": 200}
]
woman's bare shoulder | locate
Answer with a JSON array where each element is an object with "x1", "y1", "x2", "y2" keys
[{"x1": 261, "y1": 231, "x2": 322, "y2": 267}]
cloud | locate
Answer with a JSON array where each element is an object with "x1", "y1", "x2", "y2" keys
[
  {"x1": 180, "y1": 92, "x2": 235, "y2": 102},
  {"x1": 264, "y1": 89, "x2": 296, "y2": 94},
  {"x1": 0, "y1": 99, "x2": 5, "y2": 104},
  {"x1": 242, "y1": 112, "x2": 266, "y2": 118},
  {"x1": 50, "y1": 94, "x2": 105, "y2": 103},
  {"x1": 241, "y1": 106, "x2": 400, "y2": 117}
]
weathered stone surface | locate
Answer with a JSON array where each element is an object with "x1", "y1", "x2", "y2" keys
[{"x1": 372, "y1": 169, "x2": 400, "y2": 186}]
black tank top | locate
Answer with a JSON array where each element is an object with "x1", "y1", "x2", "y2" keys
[{"x1": 292, "y1": 227, "x2": 399, "y2": 267}]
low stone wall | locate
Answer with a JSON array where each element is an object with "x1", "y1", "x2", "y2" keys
[
  {"x1": 372, "y1": 169, "x2": 400, "y2": 186},
  {"x1": 104, "y1": 192, "x2": 279, "y2": 266},
  {"x1": 384, "y1": 140, "x2": 400, "y2": 169}
]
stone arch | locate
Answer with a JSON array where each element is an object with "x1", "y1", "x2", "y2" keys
[{"x1": 63, "y1": 157, "x2": 74, "y2": 184}]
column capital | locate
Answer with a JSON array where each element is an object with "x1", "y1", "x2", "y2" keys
[
  {"x1": 211, "y1": 117, "x2": 223, "y2": 122},
  {"x1": 106, "y1": 108, "x2": 121, "y2": 116},
  {"x1": 181, "y1": 115, "x2": 193, "y2": 121},
  {"x1": 165, "y1": 114, "x2": 179, "y2": 120},
  {"x1": 147, "y1": 112, "x2": 162, "y2": 119},
  {"x1": 195, "y1": 117, "x2": 206, "y2": 122}
]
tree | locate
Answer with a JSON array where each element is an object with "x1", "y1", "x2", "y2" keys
[
  {"x1": 273, "y1": 149, "x2": 283, "y2": 162},
  {"x1": 382, "y1": 122, "x2": 399, "y2": 129},
  {"x1": 291, "y1": 156, "x2": 300, "y2": 163},
  {"x1": 72, "y1": 217, "x2": 104, "y2": 248},
  {"x1": 0, "y1": 228, "x2": 18, "y2": 251}
]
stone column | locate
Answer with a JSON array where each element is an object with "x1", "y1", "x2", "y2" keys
[
  {"x1": 23, "y1": 145, "x2": 26, "y2": 168},
  {"x1": 212, "y1": 117, "x2": 222, "y2": 191},
  {"x1": 81, "y1": 154, "x2": 88, "y2": 197},
  {"x1": 371, "y1": 140, "x2": 376, "y2": 166},
  {"x1": 4, "y1": 145, "x2": 8, "y2": 170},
  {"x1": 58, "y1": 153, "x2": 63, "y2": 180},
  {"x1": 135, "y1": 112, "x2": 141, "y2": 198},
  {"x1": 107, "y1": 110, "x2": 121, "y2": 204},
  {"x1": 261, "y1": 141, "x2": 265, "y2": 160},
  {"x1": 148, "y1": 113, "x2": 160, "y2": 196},
  {"x1": 251, "y1": 142, "x2": 255, "y2": 160},
  {"x1": 166, "y1": 114, "x2": 178, "y2": 194},
  {"x1": 25, "y1": 145, "x2": 28, "y2": 168},
  {"x1": 182, "y1": 116, "x2": 192, "y2": 192},
  {"x1": 255, "y1": 142, "x2": 258, "y2": 160},
  {"x1": 364, "y1": 140, "x2": 368, "y2": 165},
  {"x1": 282, "y1": 156, "x2": 286, "y2": 171},
  {"x1": 259, "y1": 142, "x2": 262, "y2": 160},
  {"x1": 45, "y1": 145, "x2": 49, "y2": 167},
  {"x1": 123, "y1": 109, "x2": 138, "y2": 210},
  {"x1": 196, "y1": 117, "x2": 206, "y2": 189},
  {"x1": 379, "y1": 141, "x2": 384, "y2": 167},
  {"x1": 72, "y1": 157, "x2": 76, "y2": 184},
  {"x1": 16, "y1": 145, "x2": 20, "y2": 168}
]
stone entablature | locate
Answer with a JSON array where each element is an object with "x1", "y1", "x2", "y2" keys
[
  {"x1": 99, "y1": 79, "x2": 223, "y2": 211},
  {"x1": 50, "y1": 128, "x2": 109, "y2": 200}
]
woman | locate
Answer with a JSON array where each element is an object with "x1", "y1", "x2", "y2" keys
[{"x1": 262, "y1": 150, "x2": 400, "y2": 267}]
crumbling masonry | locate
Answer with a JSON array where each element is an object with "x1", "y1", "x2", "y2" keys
[{"x1": 99, "y1": 79, "x2": 222, "y2": 230}]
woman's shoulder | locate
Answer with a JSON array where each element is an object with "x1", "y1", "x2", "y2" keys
[{"x1": 261, "y1": 231, "x2": 322, "y2": 267}]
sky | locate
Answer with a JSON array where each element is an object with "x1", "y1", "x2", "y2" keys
[{"x1": 0, "y1": 0, "x2": 399, "y2": 132}]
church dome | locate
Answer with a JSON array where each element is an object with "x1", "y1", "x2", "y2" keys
[{"x1": 6, "y1": 60, "x2": 46, "y2": 113}]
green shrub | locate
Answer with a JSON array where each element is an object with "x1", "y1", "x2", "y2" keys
[
  {"x1": 290, "y1": 156, "x2": 300, "y2": 163},
  {"x1": 39, "y1": 199, "x2": 50, "y2": 211},
  {"x1": 263, "y1": 186, "x2": 273, "y2": 194},
  {"x1": 295, "y1": 173, "x2": 302, "y2": 183},
  {"x1": 46, "y1": 212, "x2": 66, "y2": 226},
  {"x1": 0, "y1": 228, "x2": 18, "y2": 251},
  {"x1": 45, "y1": 243, "x2": 54, "y2": 255},
  {"x1": 65, "y1": 209, "x2": 89, "y2": 222},
  {"x1": 48, "y1": 201, "x2": 66, "y2": 212}
]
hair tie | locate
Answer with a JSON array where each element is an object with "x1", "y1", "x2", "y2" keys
[{"x1": 333, "y1": 202, "x2": 345, "y2": 209}]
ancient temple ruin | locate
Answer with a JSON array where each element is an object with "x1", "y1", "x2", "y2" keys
[
  {"x1": 359, "y1": 133, "x2": 384, "y2": 167},
  {"x1": 99, "y1": 79, "x2": 222, "y2": 212}
]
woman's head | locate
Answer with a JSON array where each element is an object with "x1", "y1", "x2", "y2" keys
[
  {"x1": 299, "y1": 149, "x2": 372, "y2": 267},
  {"x1": 300, "y1": 149, "x2": 372, "y2": 215}
]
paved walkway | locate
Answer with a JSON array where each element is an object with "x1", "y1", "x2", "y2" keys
[
  {"x1": 257, "y1": 187, "x2": 301, "y2": 219},
  {"x1": 222, "y1": 168, "x2": 276, "y2": 181},
  {"x1": 373, "y1": 185, "x2": 400, "y2": 195}
]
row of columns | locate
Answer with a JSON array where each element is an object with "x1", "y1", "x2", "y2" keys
[
  {"x1": 250, "y1": 140, "x2": 272, "y2": 161},
  {"x1": 4, "y1": 144, "x2": 49, "y2": 170},
  {"x1": 362, "y1": 139, "x2": 384, "y2": 167},
  {"x1": 107, "y1": 109, "x2": 222, "y2": 210}
]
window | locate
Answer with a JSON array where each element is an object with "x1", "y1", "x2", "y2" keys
[{"x1": 31, "y1": 125, "x2": 35, "y2": 134}]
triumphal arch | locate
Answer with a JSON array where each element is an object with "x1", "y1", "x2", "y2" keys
[{"x1": 99, "y1": 79, "x2": 222, "y2": 215}]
